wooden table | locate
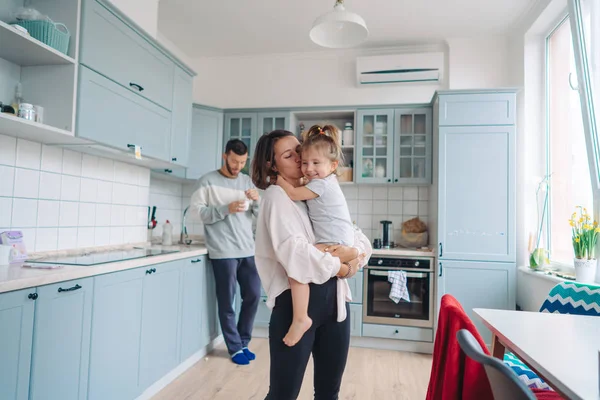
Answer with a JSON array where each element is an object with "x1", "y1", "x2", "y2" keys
[{"x1": 474, "y1": 308, "x2": 600, "y2": 400}]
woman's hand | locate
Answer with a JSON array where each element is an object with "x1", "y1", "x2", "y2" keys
[
  {"x1": 315, "y1": 244, "x2": 359, "y2": 263},
  {"x1": 336, "y1": 256, "x2": 363, "y2": 279}
]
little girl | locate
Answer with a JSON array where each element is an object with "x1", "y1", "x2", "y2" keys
[{"x1": 277, "y1": 124, "x2": 356, "y2": 346}]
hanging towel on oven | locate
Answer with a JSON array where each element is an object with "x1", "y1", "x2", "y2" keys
[{"x1": 388, "y1": 270, "x2": 410, "y2": 303}]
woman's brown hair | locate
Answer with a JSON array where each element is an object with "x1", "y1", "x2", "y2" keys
[
  {"x1": 251, "y1": 130, "x2": 295, "y2": 190},
  {"x1": 300, "y1": 124, "x2": 344, "y2": 173}
]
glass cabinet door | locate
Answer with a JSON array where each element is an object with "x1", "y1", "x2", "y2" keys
[
  {"x1": 258, "y1": 112, "x2": 290, "y2": 135},
  {"x1": 393, "y1": 108, "x2": 432, "y2": 184},
  {"x1": 356, "y1": 109, "x2": 395, "y2": 184},
  {"x1": 225, "y1": 113, "x2": 257, "y2": 174}
]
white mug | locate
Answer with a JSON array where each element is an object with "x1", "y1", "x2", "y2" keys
[{"x1": 240, "y1": 199, "x2": 250, "y2": 211}]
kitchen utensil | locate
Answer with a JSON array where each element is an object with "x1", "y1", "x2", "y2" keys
[
  {"x1": 373, "y1": 238, "x2": 382, "y2": 249},
  {"x1": 33, "y1": 105, "x2": 44, "y2": 123},
  {"x1": 380, "y1": 220, "x2": 393, "y2": 249},
  {"x1": 148, "y1": 206, "x2": 156, "y2": 229}
]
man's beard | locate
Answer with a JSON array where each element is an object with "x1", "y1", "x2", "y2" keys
[{"x1": 226, "y1": 161, "x2": 240, "y2": 176}]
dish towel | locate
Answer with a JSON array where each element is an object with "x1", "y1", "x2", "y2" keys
[{"x1": 388, "y1": 270, "x2": 410, "y2": 303}]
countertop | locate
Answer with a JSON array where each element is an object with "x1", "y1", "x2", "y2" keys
[
  {"x1": 372, "y1": 247, "x2": 436, "y2": 257},
  {"x1": 0, "y1": 243, "x2": 208, "y2": 294}
]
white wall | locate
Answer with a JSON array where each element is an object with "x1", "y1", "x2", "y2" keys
[
  {"x1": 446, "y1": 36, "x2": 510, "y2": 89},
  {"x1": 107, "y1": 0, "x2": 159, "y2": 38},
  {"x1": 191, "y1": 37, "x2": 511, "y2": 109}
]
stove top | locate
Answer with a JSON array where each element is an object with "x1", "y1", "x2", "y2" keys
[{"x1": 29, "y1": 248, "x2": 179, "y2": 266}]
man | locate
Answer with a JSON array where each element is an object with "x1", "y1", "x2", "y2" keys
[{"x1": 190, "y1": 139, "x2": 261, "y2": 365}]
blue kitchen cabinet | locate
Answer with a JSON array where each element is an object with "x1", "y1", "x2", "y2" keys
[
  {"x1": 139, "y1": 261, "x2": 182, "y2": 391},
  {"x1": 200, "y1": 258, "x2": 219, "y2": 348},
  {"x1": 437, "y1": 92, "x2": 516, "y2": 126},
  {"x1": 394, "y1": 108, "x2": 432, "y2": 184},
  {"x1": 79, "y1": 0, "x2": 174, "y2": 110},
  {"x1": 437, "y1": 260, "x2": 516, "y2": 344},
  {"x1": 347, "y1": 273, "x2": 363, "y2": 304},
  {"x1": 0, "y1": 288, "x2": 35, "y2": 400},
  {"x1": 179, "y1": 256, "x2": 206, "y2": 362},
  {"x1": 88, "y1": 268, "x2": 145, "y2": 400},
  {"x1": 356, "y1": 109, "x2": 395, "y2": 184},
  {"x1": 170, "y1": 67, "x2": 194, "y2": 167},
  {"x1": 187, "y1": 106, "x2": 224, "y2": 180},
  {"x1": 29, "y1": 278, "x2": 93, "y2": 400},
  {"x1": 349, "y1": 303, "x2": 362, "y2": 337},
  {"x1": 257, "y1": 112, "x2": 291, "y2": 135},
  {"x1": 254, "y1": 297, "x2": 271, "y2": 328},
  {"x1": 437, "y1": 124, "x2": 516, "y2": 262},
  {"x1": 77, "y1": 65, "x2": 172, "y2": 162}
]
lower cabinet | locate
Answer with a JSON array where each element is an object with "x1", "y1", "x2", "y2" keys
[
  {"x1": 29, "y1": 278, "x2": 93, "y2": 400},
  {"x1": 437, "y1": 260, "x2": 516, "y2": 344},
  {"x1": 349, "y1": 303, "x2": 363, "y2": 337},
  {"x1": 254, "y1": 297, "x2": 271, "y2": 328},
  {"x1": 88, "y1": 268, "x2": 145, "y2": 400},
  {"x1": 139, "y1": 261, "x2": 182, "y2": 391},
  {"x1": 179, "y1": 257, "x2": 206, "y2": 362},
  {"x1": 200, "y1": 258, "x2": 219, "y2": 347},
  {"x1": 0, "y1": 288, "x2": 35, "y2": 400}
]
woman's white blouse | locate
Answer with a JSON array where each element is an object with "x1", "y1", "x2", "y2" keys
[{"x1": 255, "y1": 185, "x2": 372, "y2": 322}]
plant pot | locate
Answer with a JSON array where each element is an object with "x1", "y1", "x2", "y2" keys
[{"x1": 574, "y1": 258, "x2": 597, "y2": 283}]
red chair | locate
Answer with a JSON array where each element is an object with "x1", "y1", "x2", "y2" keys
[{"x1": 426, "y1": 294, "x2": 563, "y2": 400}]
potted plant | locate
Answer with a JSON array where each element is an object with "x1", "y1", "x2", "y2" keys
[{"x1": 570, "y1": 206, "x2": 599, "y2": 282}]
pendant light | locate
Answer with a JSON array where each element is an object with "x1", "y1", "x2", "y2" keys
[{"x1": 309, "y1": 0, "x2": 368, "y2": 49}]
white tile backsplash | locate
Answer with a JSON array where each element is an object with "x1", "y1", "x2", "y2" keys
[
  {"x1": 16, "y1": 139, "x2": 41, "y2": 169},
  {"x1": 342, "y1": 184, "x2": 431, "y2": 243},
  {"x1": 39, "y1": 172, "x2": 62, "y2": 200},
  {"x1": 41, "y1": 145, "x2": 63, "y2": 173},
  {"x1": 0, "y1": 135, "x2": 16, "y2": 165},
  {"x1": 14, "y1": 168, "x2": 40, "y2": 198},
  {"x1": 0, "y1": 133, "x2": 152, "y2": 253}
]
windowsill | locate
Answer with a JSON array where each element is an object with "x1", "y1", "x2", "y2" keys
[{"x1": 517, "y1": 265, "x2": 575, "y2": 283}]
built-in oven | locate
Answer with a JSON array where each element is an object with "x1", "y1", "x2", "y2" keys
[{"x1": 363, "y1": 256, "x2": 435, "y2": 328}]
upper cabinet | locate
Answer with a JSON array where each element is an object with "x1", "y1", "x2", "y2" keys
[
  {"x1": 187, "y1": 106, "x2": 224, "y2": 180},
  {"x1": 225, "y1": 113, "x2": 257, "y2": 158},
  {"x1": 170, "y1": 67, "x2": 194, "y2": 166},
  {"x1": 257, "y1": 112, "x2": 291, "y2": 136},
  {"x1": 79, "y1": 0, "x2": 174, "y2": 110},
  {"x1": 75, "y1": 0, "x2": 196, "y2": 163},
  {"x1": 356, "y1": 108, "x2": 432, "y2": 185}
]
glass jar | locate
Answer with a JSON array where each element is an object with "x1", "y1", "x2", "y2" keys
[{"x1": 18, "y1": 103, "x2": 36, "y2": 121}]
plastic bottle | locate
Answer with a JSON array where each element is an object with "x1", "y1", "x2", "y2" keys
[
  {"x1": 162, "y1": 220, "x2": 173, "y2": 246},
  {"x1": 11, "y1": 83, "x2": 23, "y2": 116}
]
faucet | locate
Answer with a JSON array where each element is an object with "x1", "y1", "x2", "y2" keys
[{"x1": 180, "y1": 205, "x2": 192, "y2": 245}]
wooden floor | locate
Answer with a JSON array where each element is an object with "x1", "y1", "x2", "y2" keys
[{"x1": 153, "y1": 338, "x2": 432, "y2": 400}]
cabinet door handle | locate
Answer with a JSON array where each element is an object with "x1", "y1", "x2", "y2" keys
[
  {"x1": 394, "y1": 179, "x2": 398, "y2": 182},
  {"x1": 152, "y1": 268, "x2": 156, "y2": 273},
  {"x1": 164, "y1": 169, "x2": 172, "y2": 174},
  {"x1": 171, "y1": 157, "x2": 177, "y2": 162},
  {"x1": 191, "y1": 259, "x2": 202, "y2": 263},
  {"x1": 28, "y1": 293, "x2": 38, "y2": 300},
  {"x1": 129, "y1": 82, "x2": 144, "y2": 92},
  {"x1": 394, "y1": 329, "x2": 399, "y2": 334},
  {"x1": 439, "y1": 242, "x2": 443, "y2": 257},
  {"x1": 58, "y1": 284, "x2": 82, "y2": 293},
  {"x1": 146, "y1": 269, "x2": 153, "y2": 275},
  {"x1": 439, "y1": 262, "x2": 443, "y2": 277},
  {"x1": 387, "y1": 179, "x2": 391, "y2": 183}
]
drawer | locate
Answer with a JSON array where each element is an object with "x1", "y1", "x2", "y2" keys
[
  {"x1": 77, "y1": 66, "x2": 171, "y2": 161},
  {"x1": 254, "y1": 297, "x2": 271, "y2": 328},
  {"x1": 347, "y1": 273, "x2": 363, "y2": 304},
  {"x1": 80, "y1": 0, "x2": 174, "y2": 110},
  {"x1": 438, "y1": 93, "x2": 516, "y2": 126},
  {"x1": 362, "y1": 323, "x2": 433, "y2": 342}
]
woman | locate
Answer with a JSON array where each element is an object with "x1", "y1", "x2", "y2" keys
[{"x1": 252, "y1": 130, "x2": 372, "y2": 399}]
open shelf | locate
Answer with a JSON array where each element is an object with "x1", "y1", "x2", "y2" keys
[
  {"x1": 0, "y1": 112, "x2": 83, "y2": 144},
  {"x1": 0, "y1": 20, "x2": 75, "y2": 66}
]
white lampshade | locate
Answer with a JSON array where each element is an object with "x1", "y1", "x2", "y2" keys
[{"x1": 309, "y1": 0, "x2": 368, "y2": 49}]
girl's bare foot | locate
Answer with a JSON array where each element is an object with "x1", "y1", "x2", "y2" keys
[{"x1": 283, "y1": 317, "x2": 312, "y2": 347}]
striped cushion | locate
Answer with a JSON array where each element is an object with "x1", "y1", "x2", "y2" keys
[
  {"x1": 504, "y1": 282, "x2": 600, "y2": 391},
  {"x1": 503, "y1": 351, "x2": 552, "y2": 390},
  {"x1": 539, "y1": 282, "x2": 600, "y2": 315}
]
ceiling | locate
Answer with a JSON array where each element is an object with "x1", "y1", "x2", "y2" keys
[{"x1": 157, "y1": 0, "x2": 537, "y2": 58}]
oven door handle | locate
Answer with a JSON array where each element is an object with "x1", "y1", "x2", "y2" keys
[{"x1": 369, "y1": 270, "x2": 428, "y2": 279}]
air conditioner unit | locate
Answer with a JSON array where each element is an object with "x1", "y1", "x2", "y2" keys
[{"x1": 356, "y1": 52, "x2": 444, "y2": 86}]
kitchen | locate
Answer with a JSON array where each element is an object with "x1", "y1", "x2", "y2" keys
[{"x1": 0, "y1": 0, "x2": 585, "y2": 399}]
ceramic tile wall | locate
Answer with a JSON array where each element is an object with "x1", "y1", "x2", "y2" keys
[
  {"x1": 0, "y1": 134, "x2": 151, "y2": 252},
  {"x1": 148, "y1": 177, "x2": 188, "y2": 238},
  {"x1": 341, "y1": 185, "x2": 430, "y2": 244}
]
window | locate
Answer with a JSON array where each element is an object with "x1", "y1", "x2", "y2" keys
[{"x1": 546, "y1": 16, "x2": 594, "y2": 264}]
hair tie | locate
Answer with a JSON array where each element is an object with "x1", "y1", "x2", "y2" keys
[{"x1": 318, "y1": 127, "x2": 325, "y2": 135}]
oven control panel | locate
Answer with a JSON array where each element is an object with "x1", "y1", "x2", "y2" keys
[{"x1": 368, "y1": 257, "x2": 431, "y2": 270}]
